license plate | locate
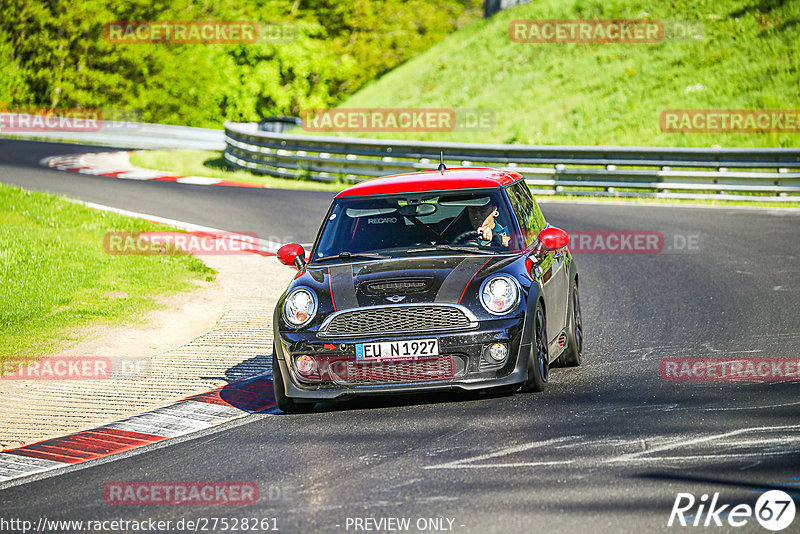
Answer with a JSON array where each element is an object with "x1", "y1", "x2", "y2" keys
[{"x1": 355, "y1": 339, "x2": 439, "y2": 360}]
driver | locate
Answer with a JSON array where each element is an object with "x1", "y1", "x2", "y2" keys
[{"x1": 466, "y1": 204, "x2": 510, "y2": 247}]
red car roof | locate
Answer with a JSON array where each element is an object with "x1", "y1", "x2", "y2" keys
[{"x1": 336, "y1": 168, "x2": 523, "y2": 197}]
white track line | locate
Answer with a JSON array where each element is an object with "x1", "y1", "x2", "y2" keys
[
  {"x1": 611, "y1": 424, "x2": 800, "y2": 462},
  {"x1": 425, "y1": 437, "x2": 578, "y2": 470},
  {"x1": 65, "y1": 198, "x2": 314, "y2": 254}
]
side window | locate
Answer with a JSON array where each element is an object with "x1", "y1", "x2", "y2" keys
[{"x1": 506, "y1": 181, "x2": 545, "y2": 246}]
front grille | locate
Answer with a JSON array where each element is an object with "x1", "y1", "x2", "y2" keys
[
  {"x1": 336, "y1": 356, "x2": 458, "y2": 384},
  {"x1": 320, "y1": 305, "x2": 473, "y2": 337},
  {"x1": 295, "y1": 355, "x2": 463, "y2": 384}
]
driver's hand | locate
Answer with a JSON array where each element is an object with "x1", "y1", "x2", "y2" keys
[{"x1": 477, "y1": 226, "x2": 492, "y2": 240}]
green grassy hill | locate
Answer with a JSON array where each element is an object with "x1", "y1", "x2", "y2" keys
[{"x1": 334, "y1": 0, "x2": 799, "y2": 147}]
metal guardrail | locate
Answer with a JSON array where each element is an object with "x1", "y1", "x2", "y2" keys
[
  {"x1": 0, "y1": 113, "x2": 225, "y2": 150},
  {"x1": 224, "y1": 121, "x2": 800, "y2": 201}
]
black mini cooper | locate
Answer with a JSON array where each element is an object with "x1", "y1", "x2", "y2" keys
[{"x1": 272, "y1": 167, "x2": 582, "y2": 412}]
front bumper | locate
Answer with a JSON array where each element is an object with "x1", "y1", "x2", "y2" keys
[{"x1": 274, "y1": 318, "x2": 529, "y2": 400}]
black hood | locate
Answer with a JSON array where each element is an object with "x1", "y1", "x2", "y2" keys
[{"x1": 323, "y1": 256, "x2": 495, "y2": 309}]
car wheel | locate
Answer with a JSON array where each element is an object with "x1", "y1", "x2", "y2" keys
[
  {"x1": 272, "y1": 349, "x2": 315, "y2": 413},
  {"x1": 522, "y1": 302, "x2": 548, "y2": 392},
  {"x1": 560, "y1": 280, "x2": 583, "y2": 367}
]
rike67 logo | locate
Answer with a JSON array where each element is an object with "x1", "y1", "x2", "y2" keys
[{"x1": 669, "y1": 490, "x2": 796, "y2": 530}]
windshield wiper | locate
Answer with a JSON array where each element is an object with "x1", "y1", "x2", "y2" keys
[
  {"x1": 315, "y1": 251, "x2": 388, "y2": 262},
  {"x1": 406, "y1": 244, "x2": 494, "y2": 256}
]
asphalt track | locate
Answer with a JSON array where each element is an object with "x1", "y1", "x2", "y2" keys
[{"x1": 1, "y1": 138, "x2": 799, "y2": 533}]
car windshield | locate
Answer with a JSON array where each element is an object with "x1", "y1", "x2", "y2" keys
[{"x1": 312, "y1": 189, "x2": 521, "y2": 261}]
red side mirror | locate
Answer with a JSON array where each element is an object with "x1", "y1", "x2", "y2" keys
[
  {"x1": 537, "y1": 227, "x2": 570, "y2": 250},
  {"x1": 277, "y1": 243, "x2": 306, "y2": 269}
]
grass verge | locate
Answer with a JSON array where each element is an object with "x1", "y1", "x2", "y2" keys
[
  {"x1": 537, "y1": 194, "x2": 800, "y2": 208},
  {"x1": 0, "y1": 183, "x2": 215, "y2": 364},
  {"x1": 129, "y1": 150, "x2": 349, "y2": 192}
]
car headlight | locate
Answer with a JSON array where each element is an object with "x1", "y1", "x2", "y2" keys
[
  {"x1": 480, "y1": 275, "x2": 521, "y2": 315},
  {"x1": 283, "y1": 288, "x2": 317, "y2": 327}
]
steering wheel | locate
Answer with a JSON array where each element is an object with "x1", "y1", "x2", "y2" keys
[{"x1": 451, "y1": 230, "x2": 482, "y2": 245}]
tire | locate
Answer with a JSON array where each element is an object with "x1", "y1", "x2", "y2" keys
[
  {"x1": 560, "y1": 279, "x2": 583, "y2": 367},
  {"x1": 522, "y1": 302, "x2": 549, "y2": 392},
  {"x1": 272, "y1": 349, "x2": 314, "y2": 413}
]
